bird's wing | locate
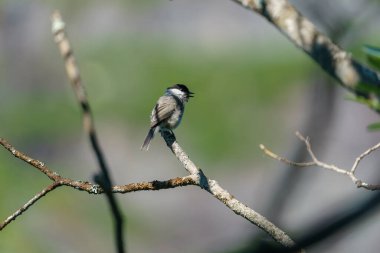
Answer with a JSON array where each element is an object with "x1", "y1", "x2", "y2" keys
[{"x1": 150, "y1": 96, "x2": 177, "y2": 128}]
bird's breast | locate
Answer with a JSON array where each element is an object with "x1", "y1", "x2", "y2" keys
[{"x1": 166, "y1": 107, "x2": 183, "y2": 129}]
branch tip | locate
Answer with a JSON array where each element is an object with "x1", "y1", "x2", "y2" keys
[{"x1": 263, "y1": 132, "x2": 380, "y2": 190}]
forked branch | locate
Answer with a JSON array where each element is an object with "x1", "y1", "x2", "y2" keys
[
  {"x1": 260, "y1": 132, "x2": 380, "y2": 190},
  {"x1": 0, "y1": 136, "x2": 197, "y2": 230}
]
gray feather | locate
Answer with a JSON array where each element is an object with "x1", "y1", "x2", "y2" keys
[
  {"x1": 141, "y1": 128, "x2": 155, "y2": 151},
  {"x1": 150, "y1": 96, "x2": 177, "y2": 128}
]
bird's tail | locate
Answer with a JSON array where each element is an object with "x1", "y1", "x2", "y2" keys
[{"x1": 141, "y1": 128, "x2": 155, "y2": 151}]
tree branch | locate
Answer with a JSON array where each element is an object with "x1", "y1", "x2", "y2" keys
[
  {"x1": 232, "y1": 0, "x2": 380, "y2": 111},
  {"x1": 1, "y1": 130, "x2": 300, "y2": 251},
  {"x1": 0, "y1": 182, "x2": 61, "y2": 230},
  {"x1": 160, "y1": 130, "x2": 300, "y2": 251},
  {"x1": 0, "y1": 136, "x2": 197, "y2": 231},
  {"x1": 51, "y1": 10, "x2": 125, "y2": 253},
  {"x1": 260, "y1": 131, "x2": 380, "y2": 190}
]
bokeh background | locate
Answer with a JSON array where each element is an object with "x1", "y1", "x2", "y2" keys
[{"x1": 1, "y1": 1, "x2": 380, "y2": 253}]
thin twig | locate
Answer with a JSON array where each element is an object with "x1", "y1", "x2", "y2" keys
[
  {"x1": 260, "y1": 132, "x2": 380, "y2": 190},
  {"x1": 51, "y1": 10, "x2": 125, "y2": 253},
  {"x1": 160, "y1": 131, "x2": 300, "y2": 251},
  {"x1": 351, "y1": 141, "x2": 380, "y2": 174},
  {"x1": 260, "y1": 144, "x2": 315, "y2": 167},
  {"x1": 0, "y1": 137, "x2": 61, "y2": 181},
  {"x1": 0, "y1": 182, "x2": 61, "y2": 231}
]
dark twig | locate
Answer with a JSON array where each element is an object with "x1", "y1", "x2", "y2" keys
[
  {"x1": 262, "y1": 79, "x2": 337, "y2": 224},
  {"x1": 51, "y1": 11, "x2": 125, "y2": 253},
  {"x1": 264, "y1": 191, "x2": 380, "y2": 253}
]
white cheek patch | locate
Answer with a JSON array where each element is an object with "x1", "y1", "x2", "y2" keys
[{"x1": 169, "y1": 88, "x2": 185, "y2": 98}]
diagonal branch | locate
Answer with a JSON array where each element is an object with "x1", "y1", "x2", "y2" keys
[
  {"x1": 351, "y1": 141, "x2": 380, "y2": 174},
  {"x1": 0, "y1": 137, "x2": 61, "y2": 181},
  {"x1": 260, "y1": 131, "x2": 380, "y2": 190},
  {"x1": 51, "y1": 10, "x2": 125, "y2": 253},
  {"x1": 0, "y1": 182, "x2": 61, "y2": 231},
  {"x1": 232, "y1": 0, "x2": 380, "y2": 110},
  {"x1": 160, "y1": 130, "x2": 300, "y2": 251}
]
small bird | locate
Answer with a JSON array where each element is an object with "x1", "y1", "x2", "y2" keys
[{"x1": 141, "y1": 84, "x2": 194, "y2": 151}]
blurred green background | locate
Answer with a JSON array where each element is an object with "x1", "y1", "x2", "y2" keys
[{"x1": 2, "y1": 1, "x2": 380, "y2": 253}]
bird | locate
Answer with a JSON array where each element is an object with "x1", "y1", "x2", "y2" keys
[{"x1": 141, "y1": 84, "x2": 194, "y2": 151}]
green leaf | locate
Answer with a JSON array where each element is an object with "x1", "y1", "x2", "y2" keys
[
  {"x1": 367, "y1": 122, "x2": 380, "y2": 131},
  {"x1": 345, "y1": 93, "x2": 380, "y2": 112},
  {"x1": 363, "y1": 45, "x2": 380, "y2": 70}
]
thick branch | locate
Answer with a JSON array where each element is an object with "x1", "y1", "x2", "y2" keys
[
  {"x1": 232, "y1": 0, "x2": 380, "y2": 109},
  {"x1": 160, "y1": 131, "x2": 299, "y2": 250}
]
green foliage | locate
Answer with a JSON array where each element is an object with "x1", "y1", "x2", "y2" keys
[
  {"x1": 347, "y1": 85, "x2": 380, "y2": 111},
  {"x1": 363, "y1": 45, "x2": 380, "y2": 70},
  {"x1": 367, "y1": 121, "x2": 380, "y2": 131},
  {"x1": 345, "y1": 45, "x2": 380, "y2": 114},
  {"x1": 349, "y1": 45, "x2": 380, "y2": 130}
]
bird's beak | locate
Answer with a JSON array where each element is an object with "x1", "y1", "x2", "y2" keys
[{"x1": 188, "y1": 91, "x2": 195, "y2": 98}]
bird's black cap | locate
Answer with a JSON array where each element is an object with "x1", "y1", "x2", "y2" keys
[{"x1": 169, "y1": 84, "x2": 194, "y2": 97}]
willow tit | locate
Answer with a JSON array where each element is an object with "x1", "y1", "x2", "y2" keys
[{"x1": 141, "y1": 84, "x2": 194, "y2": 151}]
